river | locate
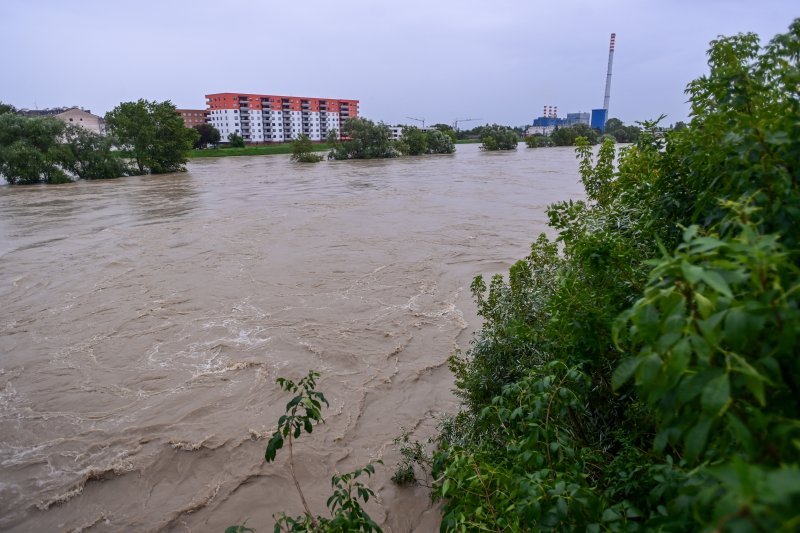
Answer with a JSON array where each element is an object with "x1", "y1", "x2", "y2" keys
[{"x1": 0, "y1": 143, "x2": 585, "y2": 532}]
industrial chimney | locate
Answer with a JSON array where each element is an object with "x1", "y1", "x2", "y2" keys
[{"x1": 603, "y1": 33, "x2": 615, "y2": 113}]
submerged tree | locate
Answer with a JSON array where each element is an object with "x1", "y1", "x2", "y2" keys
[
  {"x1": 105, "y1": 99, "x2": 198, "y2": 174},
  {"x1": 328, "y1": 117, "x2": 397, "y2": 160},
  {"x1": 60, "y1": 124, "x2": 129, "y2": 180},
  {"x1": 290, "y1": 134, "x2": 323, "y2": 163},
  {"x1": 480, "y1": 124, "x2": 518, "y2": 150},
  {"x1": 0, "y1": 114, "x2": 71, "y2": 184}
]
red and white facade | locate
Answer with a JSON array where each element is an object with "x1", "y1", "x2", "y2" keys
[{"x1": 205, "y1": 93, "x2": 359, "y2": 143}]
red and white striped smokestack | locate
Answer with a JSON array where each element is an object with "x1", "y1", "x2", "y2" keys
[{"x1": 603, "y1": 33, "x2": 615, "y2": 113}]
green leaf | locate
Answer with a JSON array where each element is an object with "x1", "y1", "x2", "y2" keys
[
  {"x1": 602, "y1": 508, "x2": 621, "y2": 522},
  {"x1": 635, "y1": 353, "x2": 662, "y2": 386},
  {"x1": 612, "y1": 357, "x2": 641, "y2": 390},
  {"x1": 265, "y1": 432, "x2": 283, "y2": 462},
  {"x1": 442, "y1": 478, "x2": 451, "y2": 496},
  {"x1": 701, "y1": 373, "x2": 730, "y2": 415},
  {"x1": 685, "y1": 417, "x2": 713, "y2": 462},
  {"x1": 699, "y1": 270, "x2": 733, "y2": 298},
  {"x1": 681, "y1": 261, "x2": 704, "y2": 284}
]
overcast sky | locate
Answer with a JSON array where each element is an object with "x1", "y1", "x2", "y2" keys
[{"x1": 1, "y1": 0, "x2": 796, "y2": 127}]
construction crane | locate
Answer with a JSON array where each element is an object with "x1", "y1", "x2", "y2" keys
[
  {"x1": 453, "y1": 118, "x2": 482, "y2": 131},
  {"x1": 405, "y1": 116, "x2": 425, "y2": 128}
]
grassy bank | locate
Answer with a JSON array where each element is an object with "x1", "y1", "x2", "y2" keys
[{"x1": 189, "y1": 143, "x2": 332, "y2": 158}]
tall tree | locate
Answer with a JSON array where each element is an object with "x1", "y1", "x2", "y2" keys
[
  {"x1": 0, "y1": 114, "x2": 70, "y2": 184},
  {"x1": 105, "y1": 99, "x2": 197, "y2": 174},
  {"x1": 60, "y1": 124, "x2": 128, "y2": 179},
  {"x1": 399, "y1": 126, "x2": 428, "y2": 155},
  {"x1": 193, "y1": 123, "x2": 221, "y2": 149}
]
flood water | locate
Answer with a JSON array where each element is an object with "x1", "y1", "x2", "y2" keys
[{"x1": 0, "y1": 143, "x2": 585, "y2": 532}]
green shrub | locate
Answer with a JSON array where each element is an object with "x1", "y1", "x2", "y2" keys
[
  {"x1": 480, "y1": 124, "x2": 518, "y2": 150},
  {"x1": 433, "y1": 19, "x2": 800, "y2": 532}
]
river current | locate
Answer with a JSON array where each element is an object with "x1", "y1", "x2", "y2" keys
[{"x1": 0, "y1": 143, "x2": 584, "y2": 531}]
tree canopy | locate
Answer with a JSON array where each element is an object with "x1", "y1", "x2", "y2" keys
[
  {"x1": 193, "y1": 123, "x2": 221, "y2": 149},
  {"x1": 480, "y1": 124, "x2": 519, "y2": 150},
  {"x1": 105, "y1": 99, "x2": 197, "y2": 174},
  {"x1": 551, "y1": 123, "x2": 600, "y2": 146},
  {"x1": 396, "y1": 127, "x2": 455, "y2": 156},
  {"x1": 60, "y1": 124, "x2": 128, "y2": 180},
  {"x1": 0, "y1": 114, "x2": 71, "y2": 184},
  {"x1": 604, "y1": 118, "x2": 641, "y2": 143},
  {"x1": 328, "y1": 117, "x2": 397, "y2": 160},
  {"x1": 290, "y1": 134, "x2": 323, "y2": 163}
]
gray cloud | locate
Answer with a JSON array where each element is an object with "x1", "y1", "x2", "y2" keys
[{"x1": 1, "y1": 0, "x2": 796, "y2": 126}]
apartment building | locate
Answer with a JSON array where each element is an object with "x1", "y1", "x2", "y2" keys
[
  {"x1": 177, "y1": 109, "x2": 208, "y2": 129},
  {"x1": 205, "y1": 93, "x2": 358, "y2": 143}
]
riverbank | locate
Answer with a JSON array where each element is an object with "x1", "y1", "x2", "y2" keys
[
  {"x1": 188, "y1": 143, "x2": 332, "y2": 158},
  {"x1": 190, "y1": 138, "x2": 482, "y2": 158}
]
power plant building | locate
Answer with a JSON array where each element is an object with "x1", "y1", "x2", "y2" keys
[
  {"x1": 565, "y1": 112, "x2": 590, "y2": 126},
  {"x1": 591, "y1": 108, "x2": 608, "y2": 131},
  {"x1": 205, "y1": 93, "x2": 359, "y2": 143}
]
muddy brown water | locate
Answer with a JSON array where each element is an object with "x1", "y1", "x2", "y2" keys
[{"x1": 0, "y1": 143, "x2": 585, "y2": 532}]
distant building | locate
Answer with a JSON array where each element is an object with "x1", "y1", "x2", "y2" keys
[
  {"x1": 177, "y1": 109, "x2": 207, "y2": 129},
  {"x1": 388, "y1": 125, "x2": 430, "y2": 141},
  {"x1": 54, "y1": 108, "x2": 104, "y2": 134},
  {"x1": 533, "y1": 105, "x2": 564, "y2": 128},
  {"x1": 205, "y1": 92, "x2": 359, "y2": 143},
  {"x1": 591, "y1": 109, "x2": 608, "y2": 132},
  {"x1": 21, "y1": 106, "x2": 104, "y2": 134},
  {"x1": 565, "y1": 112, "x2": 590, "y2": 126},
  {"x1": 532, "y1": 116, "x2": 563, "y2": 128},
  {"x1": 388, "y1": 126, "x2": 404, "y2": 141},
  {"x1": 525, "y1": 125, "x2": 557, "y2": 136}
]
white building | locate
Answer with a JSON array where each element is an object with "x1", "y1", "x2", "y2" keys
[
  {"x1": 205, "y1": 93, "x2": 358, "y2": 143},
  {"x1": 525, "y1": 125, "x2": 556, "y2": 136}
]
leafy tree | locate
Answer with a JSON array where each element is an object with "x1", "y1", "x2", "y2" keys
[
  {"x1": 549, "y1": 126, "x2": 577, "y2": 146},
  {"x1": 192, "y1": 123, "x2": 220, "y2": 149},
  {"x1": 328, "y1": 117, "x2": 397, "y2": 160},
  {"x1": 227, "y1": 132, "x2": 245, "y2": 148},
  {"x1": 426, "y1": 129, "x2": 455, "y2": 154},
  {"x1": 431, "y1": 123, "x2": 457, "y2": 142},
  {"x1": 429, "y1": 19, "x2": 800, "y2": 532},
  {"x1": 60, "y1": 124, "x2": 128, "y2": 179},
  {"x1": 105, "y1": 99, "x2": 197, "y2": 174},
  {"x1": 0, "y1": 101, "x2": 16, "y2": 115},
  {"x1": 480, "y1": 124, "x2": 518, "y2": 150},
  {"x1": 0, "y1": 114, "x2": 70, "y2": 184},
  {"x1": 604, "y1": 118, "x2": 641, "y2": 143},
  {"x1": 325, "y1": 129, "x2": 339, "y2": 144},
  {"x1": 551, "y1": 124, "x2": 600, "y2": 146},
  {"x1": 399, "y1": 126, "x2": 428, "y2": 156},
  {"x1": 524, "y1": 135, "x2": 554, "y2": 148},
  {"x1": 290, "y1": 134, "x2": 323, "y2": 163},
  {"x1": 672, "y1": 120, "x2": 688, "y2": 131}
]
